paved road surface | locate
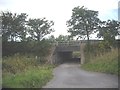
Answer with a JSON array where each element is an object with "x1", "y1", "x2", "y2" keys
[{"x1": 43, "y1": 63, "x2": 118, "y2": 88}]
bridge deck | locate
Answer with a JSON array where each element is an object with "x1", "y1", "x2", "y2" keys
[
  {"x1": 57, "y1": 45, "x2": 80, "y2": 52},
  {"x1": 52, "y1": 40, "x2": 102, "y2": 46}
]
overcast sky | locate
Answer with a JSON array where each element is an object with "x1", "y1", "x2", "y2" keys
[{"x1": 0, "y1": 0, "x2": 119, "y2": 38}]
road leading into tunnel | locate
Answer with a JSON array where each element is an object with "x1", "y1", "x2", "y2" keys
[{"x1": 43, "y1": 63, "x2": 118, "y2": 88}]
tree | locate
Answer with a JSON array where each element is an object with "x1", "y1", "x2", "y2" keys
[
  {"x1": 27, "y1": 18, "x2": 54, "y2": 41},
  {"x1": 66, "y1": 6, "x2": 99, "y2": 41},
  {"x1": 1, "y1": 11, "x2": 28, "y2": 42},
  {"x1": 17, "y1": 13, "x2": 28, "y2": 41},
  {"x1": 97, "y1": 20, "x2": 120, "y2": 46},
  {"x1": 56, "y1": 35, "x2": 73, "y2": 41},
  {"x1": 48, "y1": 35, "x2": 56, "y2": 43}
]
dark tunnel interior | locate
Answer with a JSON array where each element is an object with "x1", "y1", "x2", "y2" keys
[{"x1": 57, "y1": 52, "x2": 80, "y2": 64}]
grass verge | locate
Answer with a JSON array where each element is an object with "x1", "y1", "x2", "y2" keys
[
  {"x1": 2, "y1": 54, "x2": 55, "y2": 88},
  {"x1": 3, "y1": 65, "x2": 54, "y2": 88},
  {"x1": 81, "y1": 48, "x2": 118, "y2": 75}
]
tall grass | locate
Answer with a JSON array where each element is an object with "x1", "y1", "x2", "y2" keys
[
  {"x1": 2, "y1": 54, "x2": 55, "y2": 88},
  {"x1": 3, "y1": 54, "x2": 38, "y2": 74},
  {"x1": 3, "y1": 65, "x2": 54, "y2": 88},
  {"x1": 82, "y1": 48, "x2": 118, "y2": 75}
]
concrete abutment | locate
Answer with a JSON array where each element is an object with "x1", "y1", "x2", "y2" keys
[{"x1": 47, "y1": 42, "x2": 85, "y2": 65}]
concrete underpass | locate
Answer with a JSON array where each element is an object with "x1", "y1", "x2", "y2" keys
[
  {"x1": 51, "y1": 40, "x2": 104, "y2": 64},
  {"x1": 56, "y1": 51, "x2": 80, "y2": 64},
  {"x1": 51, "y1": 41, "x2": 83, "y2": 64}
]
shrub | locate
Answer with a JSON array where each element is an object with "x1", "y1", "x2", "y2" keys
[
  {"x1": 72, "y1": 51, "x2": 80, "y2": 58},
  {"x1": 84, "y1": 41, "x2": 112, "y2": 63},
  {"x1": 2, "y1": 40, "x2": 52, "y2": 57}
]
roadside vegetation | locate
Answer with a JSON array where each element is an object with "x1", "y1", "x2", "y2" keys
[
  {"x1": 82, "y1": 47, "x2": 118, "y2": 75},
  {"x1": 2, "y1": 54, "x2": 55, "y2": 88},
  {"x1": 72, "y1": 51, "x2": 80, "y2": 58},
  {"x1": 1, "y1": 11, "x2": 56, "y2": 88}
]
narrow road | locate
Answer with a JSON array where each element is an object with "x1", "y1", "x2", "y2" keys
[{"x1": 43, "y1": 63, "x2": 118, "y2": 88}]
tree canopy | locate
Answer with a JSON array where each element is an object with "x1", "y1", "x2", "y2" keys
[
  {"x1": 97, "y1": 20, "x2": 120, "y2": 45},
  {"x1": 1, "y1": 11, "x2": 54, "y2": 42},
  {"x1": 66, "y1": 6, "x2": 100, "y2": 41},
  {"x1": 56, "y1": 35, "x2": 73, "y2": 41},
  {"x1": 2, "y1": 11, "x2": 28, "y2": 42},
  {"x1": 1, "y1": 11, "x2": 55, "y2": 56},
  {"x1": 27, "y1": 18, "x2": 54, "y2": 41}
]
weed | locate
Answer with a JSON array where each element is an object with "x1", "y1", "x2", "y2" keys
[
  {"x1": 82, "y1": 48, "x2": 118, "y2": 75},
  {"x1": 2, "y1": 54, "x2": 55, "y2": 88}
]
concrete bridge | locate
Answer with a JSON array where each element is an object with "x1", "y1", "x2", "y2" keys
[
  {"x1": 56, "y1": 41, "x2": 81, "y2": 52},
  {"x1": 48, "y1": 40, "x2": 101, "y2": 64}
]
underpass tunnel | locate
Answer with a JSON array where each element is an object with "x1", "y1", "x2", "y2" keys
[
  {"x1": 72, "y1": 51, "x2": 81, "y2": 63},
  {"x1": 57, "y1": 51, "x2": 81, "y2": 64}
]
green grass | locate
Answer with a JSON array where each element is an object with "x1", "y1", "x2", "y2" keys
[
  {"x1": 2, "y1": 54, "x2": 39, "y2": 74},
  {"x1": 3, "y1": 65, "x2": 54, "y2": 88},
  {"x1": 2, "y1": 54, "x2": 55, "y2": 88},
  {"x1": 72, "y1": 51, "x2": 80, "y2": 58},
  {"x1": 81, "y1": 48, "x2": 118, "y2": 75}
]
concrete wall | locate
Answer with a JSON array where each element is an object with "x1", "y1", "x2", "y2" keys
[
  {"x1": 80, "y1": 42, "x2": 85, "y2": 64},
  {"x1": 57, "y1": 46, "x2": 80, "y2": 52},
  {"x1": 49, "y1": 41, "x2": 86, "y2": 64}
]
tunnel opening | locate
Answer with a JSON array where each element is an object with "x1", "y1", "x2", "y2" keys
[
  {"x1": 72, "y1": 51, "x2": 81, "y2": 63},
  {"x1": 57, "y1": 51, "x2": 81, "y2": 64}
]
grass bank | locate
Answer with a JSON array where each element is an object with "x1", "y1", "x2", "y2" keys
[
  {"x1": 81, "y1": 48, "x2": 119, "y2": 75},
  {"x1": 2, "y1": 54, "x2": 55, "y2": 88}
]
